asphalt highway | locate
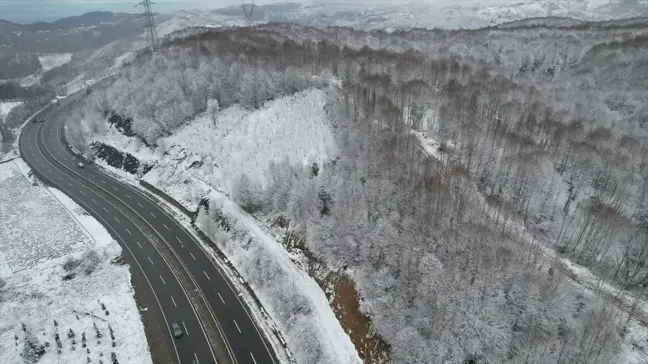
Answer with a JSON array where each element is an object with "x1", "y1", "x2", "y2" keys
[{"x1": 19, "y1": 96, "x2": 278, "y2": 364}]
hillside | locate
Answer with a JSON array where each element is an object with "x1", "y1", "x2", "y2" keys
[{"x1": 65, "y1": 18, "x2": 648, "y2": 364}]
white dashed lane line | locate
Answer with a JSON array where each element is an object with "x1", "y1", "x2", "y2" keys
[
  {"x1": 203, "y1": 271, "x2": 210, "y2": 280},
  {"x1": 189, "y1": 252, "x2": 196, "y2": 260},
  {"x1": 233, "y1": 320, "x2": 242, "y2": 334},
  {"x1": 160, "y1": 275, "x2": 166, "y2": 285},
  {"x1": 148, "y1": 256, "x2": 154, "y2": 265},
  {"x1": 217, "y1": 292, "x2": 225, "y2": 304},
  {"x1": 170, "y1": 296, "x2": 177, "y2": 308}
]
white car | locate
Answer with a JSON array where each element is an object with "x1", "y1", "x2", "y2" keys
[{"x1": 77, "y1": 162, "x2": 84, "y2": 168}]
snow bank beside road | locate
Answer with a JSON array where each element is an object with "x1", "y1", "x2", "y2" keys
[
  {"x1": 197, "y1": 191, "x2": 362, "y2": 364},
  {"x1": 0, "y1": 160, "x2": 152, "y2": 364}
]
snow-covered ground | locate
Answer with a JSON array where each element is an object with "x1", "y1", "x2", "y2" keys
[
  {"x1": 100, "y1": 88, "x2": 337, "y2": 211},
  {"x1": 0, "y1": 101, "x2": 22, "y2": 124},
  {"x1": 0, "y1": 159, "x2": 152, "y2": 364},
  {"x1": 38, "y1": 53, "x2": 73, "y2": 73}
]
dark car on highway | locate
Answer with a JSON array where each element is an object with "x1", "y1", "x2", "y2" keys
[{"x1": 171, "y1": 321, "x2": 183, "y2": 338}]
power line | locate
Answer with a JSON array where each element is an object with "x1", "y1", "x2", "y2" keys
[
  {"x1": 135, "y1": 0, "x2": 159, "y2": 49},
  {"x1": 240, "y1": 0, "x2": 258, "y2": 27}
]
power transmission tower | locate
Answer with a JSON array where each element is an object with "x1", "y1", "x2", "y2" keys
[
  {"x1": 240, "y1": 0, "x2": 258, "y2": 27},
  {"x1": 135, "y1": 0, "x2": 159, "y2": 49}
]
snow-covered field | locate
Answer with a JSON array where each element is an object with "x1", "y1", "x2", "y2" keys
[
  {"x1": 38, "y1": 53, "x2": 73, "y2": 73},
  {"x1": 0, "y1": 160, "x2": 152, "y2": 364}
]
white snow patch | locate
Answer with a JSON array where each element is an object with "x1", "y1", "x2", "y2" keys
[
  {"x1": 0, "y1": 101, "x2": 22, "y2": 122},
  {"x1": 0, "y1": 159, "x2": 152, "y2": 364},
  {"x1": 38, "y1": 53, "x2": 73, "y2": 72},
  {"x1": 141, "y1": 88, "x2": 336, "y2": 210}
]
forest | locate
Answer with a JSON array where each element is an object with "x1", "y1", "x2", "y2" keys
[{"x1": 68, "y1": 19, "x2": 648, "y2": 363}]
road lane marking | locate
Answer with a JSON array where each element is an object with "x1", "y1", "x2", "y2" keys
[
  {"x1": 103, "y1": 208, "x2": 109, "y2": 212},
  {"x1": 100, "y1": 180, "x2": 106, "y2": 184},
  {"x1": 160, "y1": 275, "x2": 166, "y2": 285},
  {"x1": 67, "y1": 183, "x2": 73, "y2": 187},
  {"x1": 125, "y1": 194, "x2": 131, "y2": 198},
  {"x1": 189, "y1": 252, "x2": 196, "y2": 260},
  {"x1": 170, "y1": 296, "x2": 177, "y2": 308},
  {"x1": 150, "y1": 212, "x2": 156, "y2": 218},
  {"x1": 126, "y1": 228, "x2": 131, "y2": 235},
  {"x1": 233, "y1": 320, "x2": 241, "y2": 334},
  {"x1": 193, "y1": 352, "x2": 198, "y2": 364},
  {"x1": 136, "y1": 241, "x2": 142, "y2": 248},
  {"x1": 163, "y1": 224, "x2": 170, "y2": 230},
  {"x1": 113, "y1": 186, "x2": 118, "y2": 191},
  {"x1": 250, "y1": 352, "x2": 258, "y2": 364},
  {"x1": 92, "y1": 198, "x2": 98, "y2": 203},
  {"x1": 218, "y1": 292, "x2": 225, "y2": 304},
  {"x1": 148, "y1": 256, "x2": 154, "y2": 265},
  {"x1": 80, "y1": 191, "x2": 86, "y2": 196},
  {"x1": 114, "y1": 217, "x2": 120, "y2": 223},
  {"x1": 203, "y1": 271, "x2": 210, "y2": 280},
  {"x1": 184, "y1": 322, "x2": 190, "y2": 336},
  {"x1": 137, "y1": 202, "x2": 143, "y2": 207}
]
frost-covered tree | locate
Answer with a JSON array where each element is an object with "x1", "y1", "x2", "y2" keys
[{"x1": 22, "y1": 329, "x2": 46, "y2": 363}]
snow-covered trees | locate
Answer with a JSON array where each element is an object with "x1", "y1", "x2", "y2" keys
[
  {"x1": 233, "y1": 173, "x2": 263, "y2": 213},
  {"x1": 21, "y1": 329, "x2": 46, "y2": 363},
  {"x1": 66, "y1": 20, "x2": 648, "y2": 364}
]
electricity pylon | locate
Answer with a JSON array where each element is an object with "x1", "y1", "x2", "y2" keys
[
  {"x1": 240, "y1": 0, "x2": 258, "y2": 27},
  {"x1": 135, "y1": 0, "x2": 159, "y2": 49}
]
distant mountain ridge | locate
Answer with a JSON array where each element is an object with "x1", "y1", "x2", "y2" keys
[
  {"x1": 0, "y1": 11, "x2": 139, "y2": 32},
  {"x1": 0, "y1": 11, "x2": 147, "y2": 80}
]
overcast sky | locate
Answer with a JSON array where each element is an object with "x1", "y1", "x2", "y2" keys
[{"x1": 0, "y1": 0, "x2": 283, "y2": 23}]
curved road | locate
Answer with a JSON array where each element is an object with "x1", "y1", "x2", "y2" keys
[{"x1": 19, "y1": 95, "x2": 278, "y2": 364}]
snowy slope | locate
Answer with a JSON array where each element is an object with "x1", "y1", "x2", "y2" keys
[
  {"x1": 0, "y1": 160, "x2": 152, "y2": 364},
  {"x1": 100, "y1": 88, "x2": 337, "y2": 210},
  {"x1": 38, "y1": 53, "x2": 73, "y2": 72},
  {"x1": 196, "y1": 191, "x2": 362, "y2": 364},
  {"x1": 0, "y1": 101, "x2": 22, "y2": 123}
]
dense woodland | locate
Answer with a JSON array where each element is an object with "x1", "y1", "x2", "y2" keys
[{"x1": 70, "y1": 20, "x2": 648, "y2": 363}]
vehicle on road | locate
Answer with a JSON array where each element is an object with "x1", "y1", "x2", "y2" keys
[
  {"x1": 77, "y1": 162, "x2": 84, "y2": 168},
  {"x1": 171, "y1": 321, "x2": 183, "y2": 338}
]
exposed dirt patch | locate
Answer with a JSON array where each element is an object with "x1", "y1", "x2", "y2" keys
[
  {"x1": 270, "y1": 216, "x2": 390, "y2": 363},
  {"x1": 328, "y1": 274, "x2": 391, "y2": 364}
]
